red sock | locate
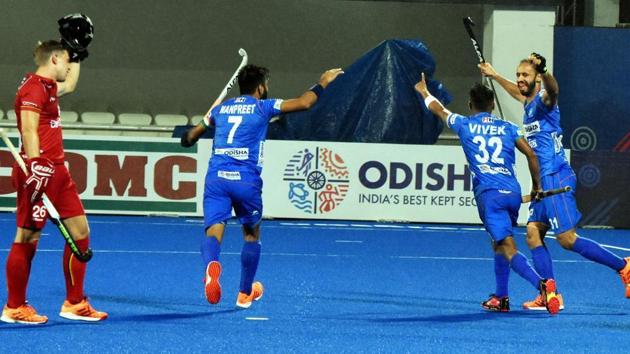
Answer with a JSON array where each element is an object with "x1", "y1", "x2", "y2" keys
[
  {"x1": 63, "y1": 238, "x2": 89, "y2": 304},
  {"x1": 6, "y1": 241, "x2": 38, "y2": 308}
]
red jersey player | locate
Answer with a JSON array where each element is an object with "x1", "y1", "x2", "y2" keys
[{"x1": 1, "y1": 38, "x2": 107, "y2": 324}]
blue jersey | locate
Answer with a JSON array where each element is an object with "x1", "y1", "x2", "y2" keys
[
  {"x1": 522, "y1": 90, "x2": 569, "y2": 176},
  {"x1": 447, "y1": 112, "x2": 523, "y2": 198},
  {"x1": 208, "y1": 95, "x2": 283, "y2": 180}
]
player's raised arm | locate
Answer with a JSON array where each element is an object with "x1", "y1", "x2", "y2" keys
[
  {"x1": 280, "y1": 68, "x2": 344, "y2": 113},
  {"x1": 515, "y1": 136, "x2": 542, "y2": 199},
  {"x1": 528, "y1": 52, "x2": 559, "y2": 107},
  {"x1": 478, "y1": 62, "x2": 525, "y2": 104},
  {"x1": 414, "y1": 72, "x2": 452, "y2": 123},
  {"x1": 57, "y1": 62, "x2": 80, "y2": 97}
]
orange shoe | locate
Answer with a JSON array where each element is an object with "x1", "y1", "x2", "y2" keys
[
  {"x1": 205, "y1": 261, "x2": 222, "y2": 304},
  {"x1": 522, "y1": 293, "x2": 564, "y2": 311},
  {"x1": 539, "y1": 279, "x2": 560, "y2": 315},
  {"x1": 0, "y1": 303, "x2": 48, "y2": 325},
  {"x1": 235, "y1": 281, "x2": 264, "y2": 309},
  {"x1": 59, "y1": 298, "x2": 108, "y2": 322},
  {"x1": 481, "y1": 294, "x2": 510, "y2": 312},
  {"x1": 618, "y1": 257, "x2": 630, "y2": 298}
]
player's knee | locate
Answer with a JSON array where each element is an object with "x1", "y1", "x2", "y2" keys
[
  {"x1": 556, "y1": 231, "x2": 576, "y2": 250},
  {"x1": 73, "y1": 227, "x2": 90, "y2": 240},
  {"x1": 242, "y1": 223, "x2": 260, "y2": 241},
  {"x1": 526, "y1": 224, "x2": 546, "y2": 249},
  {"x1": 497, "y1": 237, "x2": 517, "y2": 258}
]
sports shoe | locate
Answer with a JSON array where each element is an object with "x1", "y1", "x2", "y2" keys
[
  {"x1": 235, "y1": 281, "x2": 264, "y2": 309},
  {"x1": 481, "y1": 294, "x2": 510, "y2": 312},
  {"x1": 523, "y1": 293, "x2": 565, "y2": 311},
  {"x1": 59, "y1": 298, "x2": 108, "y2": 322},
  {"x1": 618, "y1": 257, "x2": 630, "y2": 298},
  {"x1": 205, "y1": 261, "x2": 222, "y2": 304},
  {"x1": 539, "y1": 279, "x2": 560, "y2": 315},
  {"x1": 0, "y1": 303, "x2": 48, "y2": 325}
]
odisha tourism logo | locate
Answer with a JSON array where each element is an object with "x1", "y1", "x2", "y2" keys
[{"x1": 283, "y1": 147, "x2": 349, "y2": 214}]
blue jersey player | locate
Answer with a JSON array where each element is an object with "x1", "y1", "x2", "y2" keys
[
  {"x1": 415, "y1": 73, "x2": 560, "y2": 314},
  {"x1": 181, "y1": 65, "x2": 343, "y2": 308},
  {"x1": 480, "y1": 54, "x2": 630, "y2": 309}
]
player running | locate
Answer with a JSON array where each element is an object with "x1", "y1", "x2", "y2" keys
[
  {"x1": 181, "y1": 64, "x2": 343, "y2": 308},
  {"x1": 479, "y1": 53, "x2": 630, "y2": 310},
  {"x1": 415, "y1": 73, "x2": 559, "y2": 314},
  {"x1": 2, "y1": 15, "x2": 107, "y2": 325}
]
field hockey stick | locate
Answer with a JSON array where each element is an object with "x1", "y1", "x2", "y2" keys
[
  {"x1": 521, "y1": 186, "x2": 572, "y2": 203},
  {"x1": 0, "y1": 128, "x2": 92, "y2": 262},
  {"x1": 202, "y1": 48, "x2": 248, "y2": 125},
  {"x1": 462, "y1": 17, "x2": 505, "y2": 119}
]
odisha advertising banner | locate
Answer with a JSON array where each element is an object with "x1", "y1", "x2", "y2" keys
[
  {"x1": 261, "y1": 141, "x2": 540, "y2": 224},
  {"x1": 0, "y1": 135, "x2": 551, "y2": 224}
]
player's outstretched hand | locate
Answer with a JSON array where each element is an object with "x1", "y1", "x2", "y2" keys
[
  {"x1": 24, "y1": 157, "x2": 55, "y2": 203},
  {"x1": 68, "y1": 47, "x2": 89, "y2": 63},
  {"x1": 318, "y1": 68, "x2": 344, "y2": 88},
  {"x1": 180, "y1": 129, "x2": 198, "y2": 148},
  {"x1": 478, "y1": 62, "x2": 497, "y2": 79},
  {"x1": 414, "y1": 72, "x2": 430, "y2": 97},
  {"x1": 528, "y1": 52, "x2": 547, "y2": 74}
]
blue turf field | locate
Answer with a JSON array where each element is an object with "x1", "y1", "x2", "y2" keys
[{"x1": 0, "y1": 212, "x2": 629, "y2": 353}]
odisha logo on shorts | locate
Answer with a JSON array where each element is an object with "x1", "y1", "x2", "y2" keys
[{"x1": 283, "y1": 147, "x2": 349, "y2": 214}]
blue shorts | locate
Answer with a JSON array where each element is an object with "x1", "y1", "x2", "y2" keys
[
  {"x1": 476, "y1": 189, "x2": 521, "y2": 242},
  {"x1": 528, "y1": 165, "x2": 581, "y2": 233},
  {"x1": 203, "y1": 173, "x2": 263, "y2": 229}
]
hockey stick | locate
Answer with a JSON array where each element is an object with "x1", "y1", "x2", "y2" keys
[
  {"x1": 202, "y1": 48, "x2": 248, "y2": 125},
  {"x1": 0, "y1": 128, "x2": 92, "y2": 262},
  {"x1": 462, "y1": 17, "x2": 505, "y2": 119},
  {"x1": 521, "y1": 186, "x2": 572, "y2": 203}
]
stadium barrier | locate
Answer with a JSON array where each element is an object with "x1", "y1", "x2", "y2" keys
[{"x1": 0, "y1": 134, "x2": 556, "y2": 225}]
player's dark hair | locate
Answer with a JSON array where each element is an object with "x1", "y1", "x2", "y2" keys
[
  {"x1": 469, "y1": 83, "x2": 495, "y2": 112},
  {"x1": 519, "y1": 58, "x2": 536, "y2": 70},
  {"x1": 33, "y1": 40, "x2": 66, "y2": 66},
  {"x1": 238, "y1": 64, "x2": 270, "y2": 95}
]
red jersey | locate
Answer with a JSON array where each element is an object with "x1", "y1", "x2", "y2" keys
[{"x1": 14, "y1": 73, "x2": 65, "y2": 164}]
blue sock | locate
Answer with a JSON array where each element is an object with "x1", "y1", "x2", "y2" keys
[
  {"x1": 531, "y1": 246, "x2": 555, "y2": 279},
  {"x1": 240, "y1": 241, "x2": 261, "y2": 294},
  {"x1": 510, "y1": 252, "x2": 542, "y2": 290},
  {"x1": 200, "y1": 236, "x2": 221, "y2": 265},
  {"x1": 572, "y1": 237, "x2": 626, "y2": 271},
  {"x1": 494, "y1": 254, "x2": 510, "y2": 297}
]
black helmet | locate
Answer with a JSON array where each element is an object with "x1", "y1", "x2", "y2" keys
[{"x1": 58, "y1": 13, "x2": 94, "y2": 50}]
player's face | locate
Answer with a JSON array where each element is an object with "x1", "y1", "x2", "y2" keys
[
  {"x1": 516, "y1": 63, "x2": 537, "y2": 96},
  {"x1": 53, "y1": 51, "x2": 71, "y2": 82}
]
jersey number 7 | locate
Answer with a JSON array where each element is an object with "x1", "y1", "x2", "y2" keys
[{"x1": 227, "y1": 115, "x2": 242, "y2": 144}]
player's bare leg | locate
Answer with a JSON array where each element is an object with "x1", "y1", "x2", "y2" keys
[
  {"x1": 1, "y1": 228, "x2": 47, "y2": 324},
  {"x1": 236, "y1": 223, "x2": 263, "y2": 309},
  {"x1": 556, "y1": 228, "x2": 630, "y2": 298},
  {"x1": 58, "y1": 215, "x2": 107, "y2": 321},
  {"x1": 203, "y1": 223, "x2": 225, "y2": 304}
]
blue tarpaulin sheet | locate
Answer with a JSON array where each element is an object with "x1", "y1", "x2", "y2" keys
[{"x1": 267, "y1": 39, "x2": 452, "y2": 144}]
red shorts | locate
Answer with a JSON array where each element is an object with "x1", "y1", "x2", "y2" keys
[{"x1": 12, "y1": 162, "x2": 85, "y2": 229}]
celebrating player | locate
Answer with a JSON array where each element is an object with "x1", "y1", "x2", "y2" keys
[
  {"x1": 181, "y1": 64, "x2": 343, "y2": 308},
  {"x1": 415, "y1": 73, "x2": 560, "y2": 314},
  {"x1": 479, "y1": 54, "x2": 630, "y2": 310},
  {"x1": 1, "y1": 14, "x2": 107, "y2": 325}
]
